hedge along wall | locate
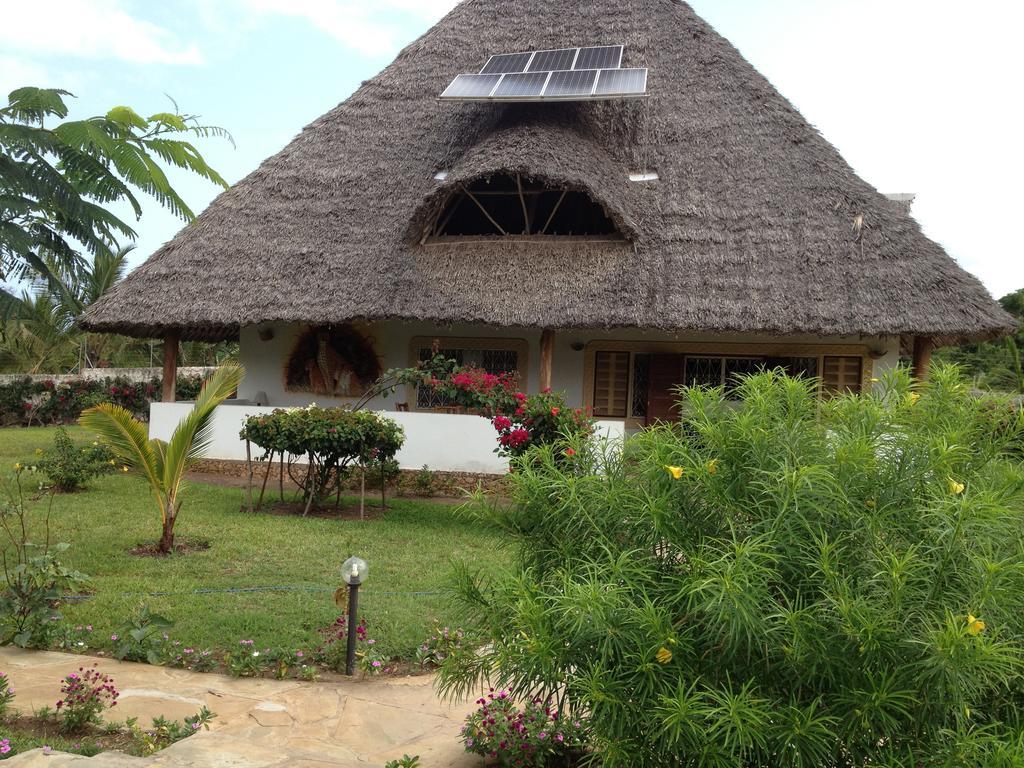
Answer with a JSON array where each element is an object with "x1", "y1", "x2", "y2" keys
[
  {"x1": 0, "y1": 372, "x2": 213, "y2": 427},
  {"x1": 0, "y1": 367, "x2": 217, "y2": 386}
]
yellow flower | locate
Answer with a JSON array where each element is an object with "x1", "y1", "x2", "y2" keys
[
  {"x1": 13, "y1": 462, "x2": 22, "y2": 471},
  {"x1": 655, "y1": 647, "x2": 673, "y2": 664},
  {"x1": 907, "y1": 392, "x2": 921, "y2": 406},
  {"x1": 109, "y1": 459, "x2": 116, "y2": 466},
  {"x1": 664, "y1": 466, "x2": 684, "y2": 480},
  {"x1": 706, "y1": 459, "x2": 719, "y2": 476},
  {"x1": 947, "y1": 477, "x2": 965, "y2": 496},
  {"x1": 122, "y1": 466, "x2": 130, "y2": 473},
  {"x1": 967, "y1": 614, "x2": 986, "y2": 636},
  {"x1": 92, "y1": 441, "x2": 99, "y2": 446}
]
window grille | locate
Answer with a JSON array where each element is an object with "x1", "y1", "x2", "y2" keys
[
  {"x1": 631, "y1": 354, "x2": 650, "y2": 418},
  {"x1": 416, "y1": 346, "x2": 519, "y2": 409}
]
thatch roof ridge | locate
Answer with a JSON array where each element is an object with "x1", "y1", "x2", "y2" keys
[{"x1": 81, "y1": 0, "x2": 1015, "y2": 343}]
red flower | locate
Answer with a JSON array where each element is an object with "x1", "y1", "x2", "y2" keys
[
  {"x1": 550, "y1": 408, "x2": 560, "y2": 417},
  {"x1": 564, "y1": 448, "x2": 576, "y2": 457},
  {"x1": 493, "y1": 415, "x2": 513, "y2": 432},
  {"x1": 514, "y1": 392, "x2": 527, "y2": 403},
  {"x1": 506, "y1": 428, "x2": 530, "y2": 449}
]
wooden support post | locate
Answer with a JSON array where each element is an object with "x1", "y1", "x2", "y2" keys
[
  {"x1": 912, "y1": 336, "x2": 934, "y2": 382},
  {"x1": 162, "y1": 332, "x2": 179, "y2": 402},
  {"x1": 539, "y1": 329, "x2": 555, "y2": 392}
]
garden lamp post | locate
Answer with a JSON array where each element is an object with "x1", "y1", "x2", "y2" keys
[{"x1": 341, "y1": 556, "x2": 368, "y2": 676}]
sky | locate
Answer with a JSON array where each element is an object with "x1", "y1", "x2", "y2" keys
[{"x1": 1, "y1": 0, "x2": 1021, "y2": 298}]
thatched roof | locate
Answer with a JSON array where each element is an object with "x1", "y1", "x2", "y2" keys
[{"x1": 81, "y1": 0, "x2": 1015, "y2": 344}]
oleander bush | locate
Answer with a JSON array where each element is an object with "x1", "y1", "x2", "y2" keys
[{"x1": 439, "y1": 365, "x2": 1024, "y2": 767}]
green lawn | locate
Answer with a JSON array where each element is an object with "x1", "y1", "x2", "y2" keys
[{"x1": 1, "y1": 426, "x2": 506, "y2": 660}]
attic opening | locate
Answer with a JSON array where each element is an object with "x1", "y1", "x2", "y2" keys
[{"x1": 423, "y1": 173, "x2": 623, "y2": 242}]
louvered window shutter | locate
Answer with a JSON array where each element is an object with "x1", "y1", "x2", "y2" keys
[
  {"x1": 823, "y1": 356, "x2": 863, "y2": 395},
  {"x1": 593, "y1": 352, "x2": 630, "y2": 417}
]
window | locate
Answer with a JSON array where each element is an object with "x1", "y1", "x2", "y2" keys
[
  {"x1": 415, "y1": 342, "x2": 521, "y2": 409},
  {"x1": 631, "y1": 354, "x2": 650, "y2": 419},
  {"x1": 823, "y1": 356, "x2": 863, "y2": 395},
  {"x1": 593, "y1": 351, "x2": 630, "y2": 417},
  {"x1": 425, "y1": 173, "x2": 622, "y2": 240}
]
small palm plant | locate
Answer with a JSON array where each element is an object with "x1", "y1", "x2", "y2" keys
[{"x1": 80, "y1": 364, "x2": 244, "y2": 554}]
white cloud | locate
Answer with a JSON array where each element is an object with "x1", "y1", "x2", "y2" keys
[
  {"x1": 234, "y1": 0, "x2": 459, "y2": 56},
  {"x1": 0, "y1": 0, "x2": 203, "y2": 65}
]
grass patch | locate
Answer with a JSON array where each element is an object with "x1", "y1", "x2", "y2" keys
[{"x1": 1, "y1": 426, "x2": 508, "y2": 660}]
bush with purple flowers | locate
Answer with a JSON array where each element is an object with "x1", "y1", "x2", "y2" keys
[
  {"x1": 55, "y1": 665, "x2": 119, "y2": 734},
  {"x1": 415, "y1": 626, "x2": 468, "y2": 670},
  {"x1": 461, "y1": 691, "x2": 588, "y2": 767}
]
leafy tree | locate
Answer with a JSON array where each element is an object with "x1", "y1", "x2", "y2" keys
[
  {"x1": 80, "y1": 364, "x2": 244, "y2": 553},
  {"x1": 0, "y1": 86, "x2": 231, "y2": 314},
  {"x1": 939, "y1": 288, "x2": 1024, "y2": 392}
]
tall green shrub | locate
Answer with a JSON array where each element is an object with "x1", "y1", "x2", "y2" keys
[{"x1": 440, "y1": 366, "x2": 1024, "y2": 767}]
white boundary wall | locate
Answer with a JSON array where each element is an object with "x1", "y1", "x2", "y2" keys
[{"x1": 150, "y1": 403, "x2": 626, "y2": 475}]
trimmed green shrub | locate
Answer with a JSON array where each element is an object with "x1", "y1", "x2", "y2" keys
[
  {"x1": 241, "y1": 407, "x2": 405, "y2": 509},
  {"x1": 440, "y1": 366, "x2": 1024, "y2": 767},
  {"x1": 35, "y1": 427, "x2": 116, "y2": 491}
]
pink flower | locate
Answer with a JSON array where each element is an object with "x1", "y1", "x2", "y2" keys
[{"x1": 550, "y1": 408, "x2": 560, "y2": 416}]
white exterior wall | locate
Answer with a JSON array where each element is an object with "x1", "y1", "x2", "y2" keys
[
  {"x1": 152, "y1": 321, "x2": 904, "y2": 473},
  {"x1": 150, "y1": 402, "x2": 625, "y2": 474},
  {"x1": 237, "y1": 320, "x2": 904, "y2": 411}
]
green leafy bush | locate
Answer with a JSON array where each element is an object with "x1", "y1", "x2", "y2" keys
[
  {"x1": 0, "y1": 470, "x2": 90, "y2": 648},
  {"x1": 111, "y1": 605, "x2": 174, "y2": 664},
  {"x1": 440, "y1": 366, "x2": 1024, "y2": 767},
  {"x1": 35, "y1": 427, "x2": 116, "y2": 491},
  {"x1": 241, "y1": 407, "x2": 405, "y2": 509}
]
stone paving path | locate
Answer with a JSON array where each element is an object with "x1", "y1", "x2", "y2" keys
[{"x1": 0, "y1": 647, "x2": 479, "y2": 767}]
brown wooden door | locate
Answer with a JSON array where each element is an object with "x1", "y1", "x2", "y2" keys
[{"x1": 646, "y1": 354, "x2": 685, "y2": 425}]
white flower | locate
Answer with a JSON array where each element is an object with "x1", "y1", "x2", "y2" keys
[{"x1": 252, "y1": 651, "x2": 260, "y2": 657}]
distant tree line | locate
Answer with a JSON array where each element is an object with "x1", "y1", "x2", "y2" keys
[{"x1": 937, "y1": 288, "x2": 1024, "y2": 393}]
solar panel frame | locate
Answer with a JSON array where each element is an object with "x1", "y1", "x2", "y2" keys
[
  {"x1": 541, "y1": 69, "x2": 599, "y2": 99},
  {"x1": 526, "y1": 48, "x2": 579, "y2": 73},
  {"x1": 440, "y1": 73, "x2": 504, "y2": 99},
  {"x1": 440, "y1": 45, "x2": 646, "y2": 102},
  {"x1": 491, "y1": 71, "x2": 550, "y2": 99},
  {"x1": 574, "y1": 45, "x2": 623, "y2": 71},
  {"x1": 593, "y1": 68, "x2": 648, "y2": 98},
  {"x1": 480, "y1": 51, "x2": 534, "y2": 75}
]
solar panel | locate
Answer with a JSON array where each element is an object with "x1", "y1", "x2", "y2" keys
[
  {"x1": 574, "y1": 45, "x2": 623, "y2": 71},
  {"x1": 439, "y1": 45, "x2": 645, "y2": 102},
  {"x1": 527, "y1": 48, "x2": 578, "y2": 72},
  {"x1": 492, "y1": 71, "x2": 550, "y2": 98},
  {"x1": 594, "y1": 68, "x2": 647, "y2": 97},
  {"x1": 543, "y1": 69, "x2": 598, "y2": 98},
  {"x1": 440, "y1": 73, "x2": 502, "y2": 99},
  {"x1": 480, "y1": 52, "x2": 533, "y2": 75}
]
